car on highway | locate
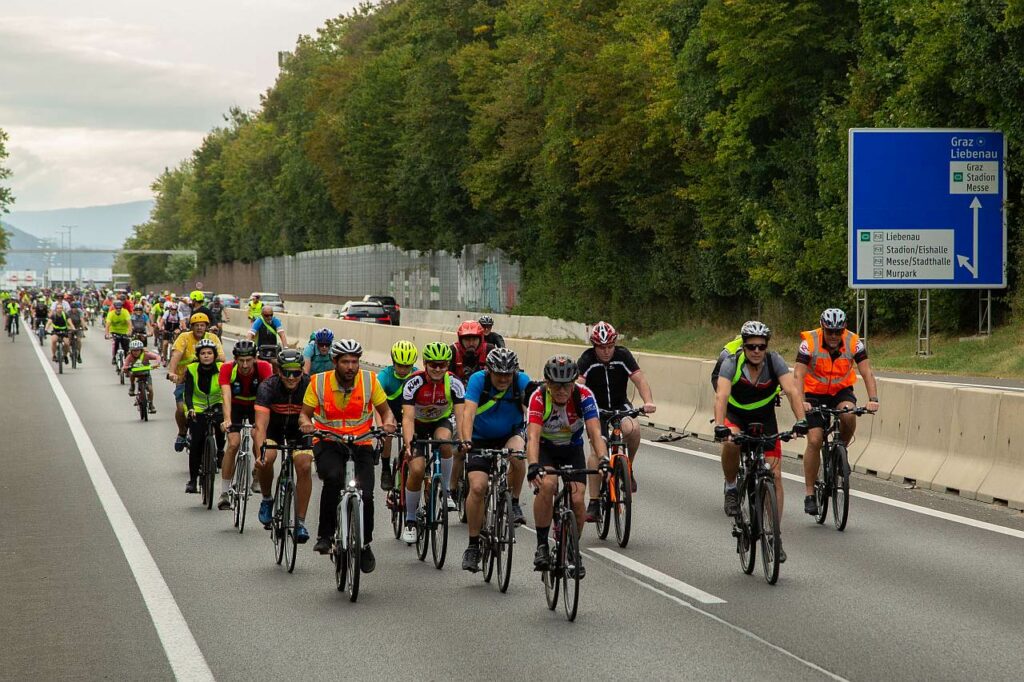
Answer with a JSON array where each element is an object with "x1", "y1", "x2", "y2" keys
[
  {"x1": 362, "y1": 294, "x2": 401, "y2": 326},
  {"x1": 214, "y1": 293, "x2": 240, "y2": 308},
  {"x1": 336, "y1": 300, "x2": 393, "y2": 324},
  {"x1": 250, "y1": 292, "x2": 285, "y2": 313}
]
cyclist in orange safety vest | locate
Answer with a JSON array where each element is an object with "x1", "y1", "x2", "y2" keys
[
  {"x1": 793, "y1": 308, "x2": 879, "y2": 518},
  {"x1": 299, "y1": 338, "x2": 396, "y2": 572}
]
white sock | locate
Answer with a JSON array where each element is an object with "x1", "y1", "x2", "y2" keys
[
  {"x1": 725, "y1": 480, "x2": 737, "y2": 492},
  {"x1": 263, "y1": 494, "x2": 273, "y2": 502},
  {"x1": 221, "y1": 477, "x2": 231, "y2": 494},
  {"x1": 405, "y1": 489, "x2": 421, "y2": 522},
  {"x1": 440, "y1": 457, "x2": 453, "y2": 494}
]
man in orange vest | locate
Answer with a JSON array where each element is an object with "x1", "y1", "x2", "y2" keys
[
  {"x1": 793, "y1": 308, "x2": 879, "y2": 517},
  {"x1": 299, "y1": 338, "x2": 396, "y2": 572}
]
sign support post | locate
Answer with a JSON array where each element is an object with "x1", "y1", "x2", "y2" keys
[
  {"x1": 855, "y1": 289, "x2": 868, "y2": 344},
  {"x1": 979, "y1": 290, "x2": 992, "y2": 337},
  {"x1": 917, "y1": 289, "x2": 931, "y2": 356}
]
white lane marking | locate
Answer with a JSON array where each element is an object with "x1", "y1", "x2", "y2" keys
[
  {"x1": 643, "y1": 439, "x2": 1024, "y2": 541},
  {"x1": 31, "y1": 341, "x2": 214, "y2": 681},
  {"x1": 588, "y1": 547, "x2": 725, "y2": 604},
  {"x1": 521, "y1": 527, "x2": 846, "y2": 680}
]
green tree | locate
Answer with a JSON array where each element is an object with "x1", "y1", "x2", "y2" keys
[{"x1": 0, "y1": 129, "x2": 14, "y2": 267}]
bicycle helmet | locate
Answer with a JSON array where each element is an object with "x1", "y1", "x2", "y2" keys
[
  {"x1": 314, "y1": 327, "x2": 335, "y2": 346},
  {"x1": 167, "y1": 301, "x2": 178, "y2": 310},
  {"x1": 129, "y1": 339, "x2": 144, "y2": 351},
  {"x1": 590, "y1": 321, "x2": 618, "y2": 345},
  {"x1": 740, "y1": 320, "x2": 772, "y2": 341},
  {"x1": 330, "y1": 338, "x2": 363, "y2": 358},
  {"x1": 278, "y1": 348, "x2": 304, "y2": 370},
  {"x1": 820, "y1": 308, "x2": 847, "y2": 332},
  {"x1": 189, "y1": 312, "x2": 210, "y2": 325},
  {"x1": 422, "y1": 341, "x2": 453, "y2": 362},
  {"x1": 457, "y1": 320, "x2": 484, "y2": 338},
  {"x1": 196, "y1": 338, "x2": 218, "y2": 354},
  {"x1": 391, "y1": 339, "x2": 418, "y2": 365},
  {"x1": 112, "y1": 299, "x2": 124, "y2": 308},
  {"x1": 486, "y1": 347, "x2": 519, "y2": 374},
  {"x1": 189, "y1": 290, "x2": 205, "y2": 303},
  {"x1": 543, "y1": 354, "x2": 579, "y2": 382},
  {"x1": 232, "y1": 339, "x2": 257, "y2": 357},
  {"x1": 478, "y1": 314, "x2": 494, "y2": 327}
]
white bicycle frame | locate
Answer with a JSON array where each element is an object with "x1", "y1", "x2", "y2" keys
[
  {"x1": 234, "y1": 420, "x2": 254, "y2": 497},
  {"x1": 336, "y1": 460, "x2": 364, "y2": 551}
]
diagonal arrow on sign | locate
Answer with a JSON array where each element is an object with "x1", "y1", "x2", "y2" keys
[{"x1": 956, "y1": 197, "x2": 982, "y2": 278}]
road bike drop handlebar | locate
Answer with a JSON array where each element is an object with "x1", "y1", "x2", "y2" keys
[
  {"x1": 806, "y1": 406, "x2": 873, "y2": 418},
  {"x1": 307, "y1": 428, "x2": 392, "y2": 448},
  {"x1": 725, "y1": 429, "x2": 799, "y2": 447},
  {"x1": 472, "y1": 448, "x2": 526, "y2": 461}
]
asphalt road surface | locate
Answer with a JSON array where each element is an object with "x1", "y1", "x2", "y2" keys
[{"x1": 3, "y1": 329, "x2": 1024, "y2": 681}]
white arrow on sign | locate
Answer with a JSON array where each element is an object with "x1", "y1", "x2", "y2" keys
[{"x1": 956, "y1": 196, "x2": 982, "y2": 278}]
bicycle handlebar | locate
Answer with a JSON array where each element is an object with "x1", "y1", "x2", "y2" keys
[
  {"x1": 472, "y1": 448, "x2": 526, "y2": 460},
  {"x1": 806, "y1": 405, "x2": 872, "y2": 417},
  {"x1": 410, "y1": 438, "x2": 467, "y2": 447},
  {"x1": 727, "y1": 430, "x2": 797, "y2": 445},
  {"x1": 309, "y1": 428, "x2": 391, "y2": 445},
  {"x1": 599, "y1": 407, "x2": 646, "y2": 420}
]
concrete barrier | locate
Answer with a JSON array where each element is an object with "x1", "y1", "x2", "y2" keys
[
  {"x1": 684, "y1": 361, "x2": 719, "y2": 438},
  {"x1": 977, "y1": 392, "x2": 1024, "y2": 510},
  {"x1": 888, "y1": 383, "x2": 956, "y2": 487},
  {"x1": 852, "y1": 379, "x2": 914, "y2": 478},
  {"x1": 928, "y1": 388, "x2": 1001, "y2": 499}
]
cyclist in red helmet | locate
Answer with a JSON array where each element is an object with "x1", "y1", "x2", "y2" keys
[
  {"x1": 577, "y1": 321, "x2": 656, "y2": 522},
  {"x1": 448, "y1": 319, "x2": 493, "y2": 499}
]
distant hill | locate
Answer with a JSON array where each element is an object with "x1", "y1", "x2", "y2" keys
[
  {"x1": 1, "y1": 221, "x2": 118, "y2": 271},
  {"x1": 5, "y1": 200, "x2": 154, "y2": 248}
]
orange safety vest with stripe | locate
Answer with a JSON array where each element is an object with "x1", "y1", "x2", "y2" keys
[
  {"x1": 311, "y1": 370, "x2": 376, "y2": 443},
  {"x1": 800, "y1": 328, "x2": 860, "y2": 396}
]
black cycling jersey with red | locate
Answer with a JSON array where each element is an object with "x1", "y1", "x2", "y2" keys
[
  {"x1": 255, "y1": 374, "x2": 310, "y2": 442},
  {"x1": 577, "y1": 346, "x2": 641, "y2": 411}
]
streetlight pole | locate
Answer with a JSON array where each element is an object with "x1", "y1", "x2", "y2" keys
[{"x1": 62, "y1": 224, "x2": 76, "y2": 288}]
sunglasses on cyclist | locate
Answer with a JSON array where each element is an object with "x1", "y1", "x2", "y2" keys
[
  {"x1": 547, "y1": 381, "x2": 574, "y2": 391},
  {"x1": 743, "y1": 343, "x2": 768, "y2": 351},
  {"x1": 281, "y1": 369, "x2": 303, "y2": 378},
  {"x1": 426, "y1": 361, "x2": 448, "y2": 370}
]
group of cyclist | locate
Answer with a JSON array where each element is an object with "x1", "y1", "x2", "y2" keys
[{"x1": 17, "y1": 285, "x2": 877, "y2": 588}]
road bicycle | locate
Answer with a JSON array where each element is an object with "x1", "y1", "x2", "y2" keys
[
  {"x1": 111, "y1": 333, "x2": 130, "y2": 384},
  {"x1": 537, "y1": 464, "x2": 602, "y2": 622},
  {"x1": 195, "y1": 405, "x2": 224, "y2": 511},
  {"x1": 386, "y1": 426, "x2": 409, "y2": 539},
  {"x1": 724, "y1": 425, "x2": 796, "y2": 586},
  {"x1": 410, "y1": 438, "x2": 463, "y2": 569},
  {"x1": 596, "y1": 407, "x2": 645, "y2": 548},
  {"x1": 263, "y1": 436, "x2": 303, "y2": 573},
  {"x1": 475, "y1": 447, "x2": 525, "y2": 594},
  {"x1": 231, "y1": 420, "x2": 255, "y2": 533},
  {"x1": 312, "y1": 429, "x2": 388, "y2": 602},
  {"x1": 809, "y1": 406, "x2": 871, "y2": 531}
]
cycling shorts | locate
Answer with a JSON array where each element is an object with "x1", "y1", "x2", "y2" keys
[
  {"x1": 263, "y1": 437, "x2": 312, "y2": 460},
  {"x1": 724, "y1": 407, "x2": 781, "y2": 459},
  {"x1": 538, "y1": 442, "x2": 587, "y2": 483},
  {"x1": 410, "y1": 419, "x2": 456, "y2": 458},
  {"x1": 466, "y1": 436, "x2": 521, "y2": 474},
  {"x1": 805, "y1": 387, "x2": 857, "y2": 431},
  {"x1": 599, "y1": 402, "x2": 634, "y2": 439},
  {"x1": 226, "y1": 406, "x2": 257, "y2": 432}
]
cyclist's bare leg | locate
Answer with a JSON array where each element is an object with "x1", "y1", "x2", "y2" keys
[
  {"x1": 294, "y1": 452, "x2": 313, "y2": 518},
  {"x1": 466, "y1": 471, "x2": 488, "y2": 536},
  {"x1": 435, "y1": 425, "x2": 455, "y2": 493},
  {"x1": 222, "y1": 432, "x2": 240, "y2": 485},
  {"x1": 506, "y1": 434, "x2": 526, "y2": 498},
  {"x1": 621, "y1": 416, "x2": 641, "y2": 460},
  {"x1": 532, "y1": 474, "x2": 556, "y2": 528},
  {"x1": 720, "y1": 425, "x2": 741, "y2": 485},
  {"x1": 837, "y1": 401, "x2": 857, "y2": 445},
  {"x1": 587, "y1": 448, "x2": 602, "y2": 503},
  {"x1": 569, "y1": 481, "x2": 586, "y2": 533},
  {"x1": 405, "y1": 455, "x2": 426, "y2": 508},
  {"x1": 803, "y1": 428, "x2": 824, "y2": 496},
  {"x1": 175, "y1": 401, "x2": 188, "y2": 438},
  {"x1": 769, "y1": 454, "x2": 784, "y2": 522},
  {"x1": 255, "y1": 449, "x2": 278, "y2": 495}
]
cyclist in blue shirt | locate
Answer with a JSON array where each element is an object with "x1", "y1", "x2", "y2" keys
[
  {"x1": 377, "y1": 340, "x2": 419, "y2": 491},
  {"x1": 303, "y1": 327, "x2": 335, "y2": 376},
  {"x1": 458, "y1": 347, "x2": 532, "y2": 572}
]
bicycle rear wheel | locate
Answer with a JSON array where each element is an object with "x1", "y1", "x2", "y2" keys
[
  {"x1": 612, "y1": 457, "x2": 632, "y2": 548},
  {"x1": 737, "y1": 474, "x2": 756, "y2": 575},
  {"x1": 203, "y1": 435, "x2": 216, "y2": 510},
  {"x1": 758, "y1": 479, "x2": 781, "y2": 585},
  {"x1": 496, "y1": 492, "x2": 514, "y2": 594},
  {"x1": 283, "y1": 485, "x2": 297, "y2": 573},
  {"x1": 596, "y1": 476, "x2": 611, "y2": 540},
  {"x1": 430, "y1": 480, "x2": 448, "y2": 569},
  {"x1": 70, "y1": 340, "x2": 78, "y2": 370},
  {"x1": 543, "y1": 543, "x2": 560, "y2": 611},
  {"x1": 814, "y1": 449, "x2": 830, "y2": 525},
  {"x1": 560, "y1": 513, "x2": 581, "y2": 621},
  {"x1": 138, "y1": 384, "x2": 148, "y2": 422},
  {"x1": 481, "y1": 498, "x2": 495, "y2": 584},
  {"x1": 346, "y1": 496, "x2": 361, "y2": 601},
  {"x1": 57, "y1": 344, "x2": 64, "y2": 374},
  {"x1": 832, "y1": 444, "x2": 850, "y2": 531}
]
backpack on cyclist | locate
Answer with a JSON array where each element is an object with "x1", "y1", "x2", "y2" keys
[{"x1": 710, "y1": 335, "x2": 744, "y2": 390}]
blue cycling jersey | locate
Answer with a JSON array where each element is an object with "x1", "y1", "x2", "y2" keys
[
  {"x1": 302, "y1": 341, "x2": 334, "y2": 374},
  {"x1": 464, "y1": 369, "x2": 532, "y2": 440}
]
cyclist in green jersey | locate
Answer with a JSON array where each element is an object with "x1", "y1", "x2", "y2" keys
[{"x1": 377, "y1": 340, "x2": 419, "y2": 490}]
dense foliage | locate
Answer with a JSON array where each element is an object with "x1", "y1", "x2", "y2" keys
[
  {"x1": 0, "y1": 128, "x2": 13, "y2": 266},
  {"x1": 126, "y1": 0, "x2": 1024, "y2": 332}
]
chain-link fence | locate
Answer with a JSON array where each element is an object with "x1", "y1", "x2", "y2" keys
[{"x1": 151, "y1": 243, "x2": 520, "y2": 312}]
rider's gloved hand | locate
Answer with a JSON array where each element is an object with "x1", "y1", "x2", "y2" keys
[
  {"x1": 714, "y1": 425, "x2": 732, "y2": 442},
  {"x1": 527, "y1": 463, "x2": 543, "y2": 483},
  {"x1": 792, "y1": 420, "x2": 809, "y2": 436}
]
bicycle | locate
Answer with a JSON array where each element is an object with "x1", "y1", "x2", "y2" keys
[
  {"x1": 410, "y1": 438, "x2": 463, "y2": 569},
  {"x1": 312, "y1": 429, "x2": 388, "y2": 602},
  {"x1": 536, "y1": 464, "x2": 602, "y2": 622},
  {"x1": 194, "y1": 405, "x2": 224, "y2": 511},
  {"x1": 111, "y1": 333, "x2": 130, "y2": 384},
  {"x1": 386, "y1": 426, "x2": 409, "y2": 540},
  {"x1": 596, "y1": 407, "x2": 644, "y2": 548},
  {"x1": 809, "y1": 406, "x2": 871, "y2": 531},
  {"x1": 52, "y1": 330, "x2": 71, "y2": 374},
  {"x1": 35, "y1": 319, "x2": 46, "y2": 347},
  {"x1": 262, "y1": 436, "x2": 303, "y2": 573},
  {"x1": 70, "y1": 329, "x2": 83, "y2": 366},
  {"x1": 455, "y1": 460, "x2": 469, "y2": 524},
  {"x1": 231, "y1": 420, "x2": 255, "y2": 533},
  {"x1": 128, "y1": 363, "x2": 159, "y2": 421},
  {"x1": 6, "y1": 314, "x2": 16, "y2": 342},
  {"x1": 475, "y1": 448, "x2": 525, "y2": 593},
  {"x1": 724, "y1": 425, "x2": 796, "y2": 586}
]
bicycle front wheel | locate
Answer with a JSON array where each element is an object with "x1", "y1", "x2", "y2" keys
[
  {"x1": 814, "y1": 447, "x2": 830, "y2": 525},
  {"x1": 430, "y1": 481, "x2": 448, "y2": 569},
  {"x1": 273, "y1": 482, "x2": 286, "y2": 565},
  {"x1": 758, "y1": 479, "x2": 781, "y2": 585},
  {"x1": 496, "y1": 492, "x2": 515, "y2": 594},
  {"x1": 390, "y1": 460, "x2": 404, "y2": 539},
  {"x1": 457, "y1": 472, "x2": 468, "y2": 525},
  {"x1": 481, "y1": 498, "x2": 495, "y2": 584},
  {"x1": 737, "y1": 475, "x2": 756, "y2": 575},
  {"x1": 138, "y1": 386, "x2": 148, "y2": 422},
  {"x1": 346, "y1": 496, "x2": 361, "y2": 601},
  {"x1": 415, "y1": 488, "x2": 429, "y2": 561},
  {"x1": 543, "y1": 556, "x2": 559, "y2": 611},
  {"x1": 283, "y1": 484, "x2": 297, "y2": 573},
  {"x1": 596, "y1": 477, "x2": 611, "y2": 540},
  {"x1": 561, "y1": 513, "x2": 581, "y2": 621},
  {"x1": 612, "y1": 457, "x2": 632, "y2": 548},
  {"x1": 57, "y1": 345, "x2": 63, "y2": 374},
  {"x1": 203, "y1": 435, "x2": 217, "y2": 510},
  {"x1": 832, "y1": 444, "x2": 851, "y2": 531}
]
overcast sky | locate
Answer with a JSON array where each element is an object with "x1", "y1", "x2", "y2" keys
[{"x1": 0, "y1": 0, "x2": 362, "y2": 211}]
